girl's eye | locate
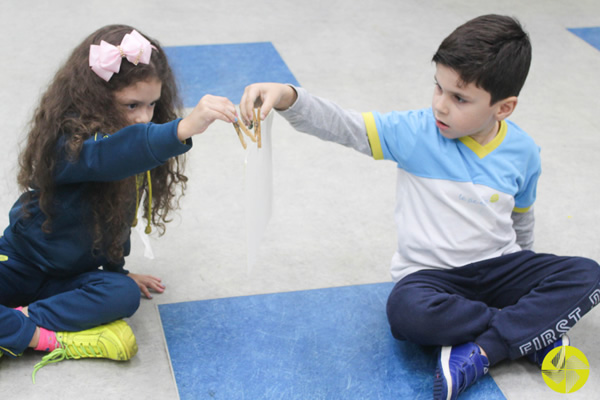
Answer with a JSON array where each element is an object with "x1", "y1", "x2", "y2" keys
[
  {"x1": 454, "y1": 95, "x2": 466, "y2": 103},
  {"x1": 127, "y1": 104, "x2": 138, "y2": 110},
  {"x1": 149, "y1": 102, "x2": 157, "y2": 108}
]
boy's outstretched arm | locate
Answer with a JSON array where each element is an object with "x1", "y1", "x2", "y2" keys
[{"x1": 240, "y1": 83, "x2": 372, "y2": 156}]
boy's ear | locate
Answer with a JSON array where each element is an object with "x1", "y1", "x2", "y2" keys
[{"x1": 495, "y1": 96, "x2": 518, "y2": 120}]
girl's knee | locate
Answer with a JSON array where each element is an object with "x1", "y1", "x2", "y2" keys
[
  {"x1": 102, "y1": 273, "x2": 140, "y2": 317},
  {"x1": 119, "y1": 276, "x2": 141, "y2": 316}
]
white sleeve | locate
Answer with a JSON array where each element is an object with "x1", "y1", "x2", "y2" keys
[
  {"x1": 277, "y1": 86, "x2": 372, "y2": 156},
  {"x1": 511, "y1": 207, "x2": 535, "y2": 250}
]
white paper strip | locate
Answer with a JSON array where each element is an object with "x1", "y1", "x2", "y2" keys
[
  {"x1": 134, "y1": 191, "x2": 155, "y2": 260},
  {"x1": 244, "y1": 112, "x2": 274, "y2": 272}
]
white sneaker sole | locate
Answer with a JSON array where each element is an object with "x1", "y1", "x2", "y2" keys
[{"x1": 440, "y1": 346, "x2": 453, "y2": 400}]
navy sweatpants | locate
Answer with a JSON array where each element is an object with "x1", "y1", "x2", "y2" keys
[
  {"x1": 386, "y1": 250, "x2": 600, "y2": 365},
  {"x1": 0, "y1": 237, "x2": 140, "y2": 357}
]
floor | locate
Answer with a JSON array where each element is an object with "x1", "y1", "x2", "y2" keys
[{"x1": 1, "y1": 1, "x2": 599, "y2": 399}]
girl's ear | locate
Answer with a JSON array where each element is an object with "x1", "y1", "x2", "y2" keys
[{"x1": 495, "y1": 96, "x2": 518, "y2": 120}]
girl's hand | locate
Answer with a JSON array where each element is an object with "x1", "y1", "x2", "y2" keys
[
  {"x1": 177, "y1": 95, "x2": 238, "y2": 141},
  {"x1": 128, "y1": 273, "x2": 165, "y2": 299},
  {"x1": 240, "y1": 83, "x2": 297, "y2": 125}
]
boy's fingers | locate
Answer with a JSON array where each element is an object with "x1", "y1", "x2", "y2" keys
[
  {"x1": 240, "y1": 86, "x2": 256, "y2": 123},
  {"x1": 241, "y1": 85, "x2": 270, "y2": 122},
  {"x1": 259, "y1": 95, "x2": 277, "y2": 120}
]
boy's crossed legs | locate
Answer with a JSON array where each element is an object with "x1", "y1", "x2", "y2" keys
[{"x1": 386, "y1": 250, "x2": 600, "y2": 399}]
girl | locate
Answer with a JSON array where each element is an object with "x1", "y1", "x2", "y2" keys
[{"x1": 0, "y1": 25, "x2": 238, "y2": 380}]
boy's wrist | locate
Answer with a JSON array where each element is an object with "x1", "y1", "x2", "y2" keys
[{"x1": 274, "y1": 85, "x2": 298, "y2": 111}]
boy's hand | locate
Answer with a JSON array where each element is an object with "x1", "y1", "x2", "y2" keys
[
  {"x1": 128, "y1": 272, "x2": 165, "y2": 299},
  {"x1": 240, "y1": 83, "x2": 297, "y2": 125},
  {"x1": 177, "y1": 95, "x2": 238, "y2": 141}
]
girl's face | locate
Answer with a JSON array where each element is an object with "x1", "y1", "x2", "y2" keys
[{"x1": 113, "y1": 78, "x2": 162, "y2": 126}]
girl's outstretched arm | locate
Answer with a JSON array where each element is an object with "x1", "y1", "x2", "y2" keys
[{"x1": 177, "y1": 95, "x2": 238, "y2": 141}]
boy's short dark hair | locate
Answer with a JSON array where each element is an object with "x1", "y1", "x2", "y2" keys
[{"x1": 432, "y1": 14, "x2": 532, "y2": 105}]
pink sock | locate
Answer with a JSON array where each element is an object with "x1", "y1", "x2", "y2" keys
[{"x1": 34, "y1": 327, "x2": 60, "y2": 352}]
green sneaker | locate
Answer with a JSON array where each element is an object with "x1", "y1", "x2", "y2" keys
[{"x1": 32, "y1": 320, "x2": 138, "y2": 383}]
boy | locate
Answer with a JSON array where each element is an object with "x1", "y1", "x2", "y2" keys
[{"x1": 239, "y1": 14, "x2": 600, "y2": 399}]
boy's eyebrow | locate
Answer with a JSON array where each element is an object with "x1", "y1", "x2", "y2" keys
[{"x1": 434, "y1": 75, "x2": 473, "y2": 100}]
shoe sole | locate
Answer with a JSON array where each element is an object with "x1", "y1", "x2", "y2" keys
[
  {"x1": 440, "y1": 346, "x2": 453, "y2": 400},
  {"x1": 106, "y1": 320, "x2": 138, "y2": 360},
  {"x1": 553, "y1": 334, "x2": 570, "y2": 369}
]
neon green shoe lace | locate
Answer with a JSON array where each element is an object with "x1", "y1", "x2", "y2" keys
[{"x1": 32, "y1": 320, "x2": 137, "y2": 383}]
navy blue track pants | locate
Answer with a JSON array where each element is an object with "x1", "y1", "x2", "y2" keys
[
  {"x1": 386, "y1": 250, "x2": 600, "y2": 365},
  {"x1": 0, "y1": 237, "x2": 140, "y2": 357}
]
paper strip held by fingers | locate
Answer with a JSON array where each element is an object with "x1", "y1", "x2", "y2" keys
[{"x1": 245, "y1": 112, "x2": 274, "y2": 272}]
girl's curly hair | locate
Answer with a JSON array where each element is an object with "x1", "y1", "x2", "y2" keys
[{"x1": 17, "y1": 24, "x2": 187, "y2": 262}]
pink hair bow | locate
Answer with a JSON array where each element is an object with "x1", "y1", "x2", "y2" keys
[{"x1": 89, "y1": 30, "x2": 154, "y2": 81}]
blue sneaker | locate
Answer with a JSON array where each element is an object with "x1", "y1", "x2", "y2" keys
[
  {"x1": 526, "y1": 334, "x2": 569, "y2": 368},
  {"x1": 433, "y1": 342, "x2": 490, "y2": 400}
]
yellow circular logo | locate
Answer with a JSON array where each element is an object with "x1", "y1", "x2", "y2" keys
[
  {"x1": 490, "y1": 194, "x2": 499, "y2": 203},
  {"x1": 0, "y1": 255, "x2": 7, "y2": 262},
  {"x1": 542, "y1": 345, "x2": 589, "y2": 393}
]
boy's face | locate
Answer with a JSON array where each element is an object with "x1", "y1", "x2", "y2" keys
[{"x1": 432, "y1": 64, "x2": 503, "y2": 144}]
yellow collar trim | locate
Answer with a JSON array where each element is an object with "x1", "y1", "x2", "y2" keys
[{"x1": 458, "y1": 121, "x2": 507, "y2": 159}]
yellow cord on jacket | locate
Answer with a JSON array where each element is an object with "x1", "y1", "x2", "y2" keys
[{"x1": 94, "y1": 133, "x2": 152, "y2": 234}]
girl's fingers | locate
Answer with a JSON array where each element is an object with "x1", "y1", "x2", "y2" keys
[
  {"x1": 151, "y1": 281, "x2": 165, "y2": 292},
  {"x1": 206, "y1": 97, "x2": 238, "y2": 123},
  {"x1": 198, "y1": 96, "x2": 236, "y2": 120},
  {"x1": 140, "y1": 284, "x2": 152, "y2": 299}
]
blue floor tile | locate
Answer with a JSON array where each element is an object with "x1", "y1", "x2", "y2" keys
[
  {"x1": 159, "y1": 283, "x2": 505, "y2": 400},
  {"x1": 164, "y1": 42, "x2": 300, "y2": 107},
  {"x1": 568, "y1": 27, "x2": 600, "y2": 51}
]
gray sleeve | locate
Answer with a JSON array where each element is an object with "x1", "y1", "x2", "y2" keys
[
  {"x1": 277, "y1": 86, "x2": 373, "y2": 156},
  {"x1": 511, "y1": 208, "x2": 535, "y2": 250}
]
